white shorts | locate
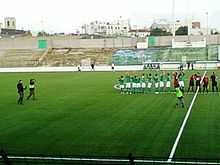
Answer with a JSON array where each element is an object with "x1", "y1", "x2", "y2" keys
[
  {"x1": 147, "y1": 83, "x2": 152, "y2": 88},
  {"x1": 160, "y1": 81, "x2": 164, "y2": 88},
  {"x1": 179, "y1": 81, "x2": 184, "y2": 87},
  {"x1": 136, "y1": 83, "x2": 141, "y2": 88},
  {"x1": 141, "y1": 83, "x2": 146, "y2": 88},
  {"x1": 132, "y1": 83, "x2": 137, "y2": 88},
  {"x1": 155, "y1": 83, "x2": 159, "y2": 88},
  {"x1": 126, "y1": 83, "x2": 131, "y2": 88},
  {"x1": 166, "y1": 81, "x2": 171, "y2": 88},
  {"x1": 120, "y1": 85, "x2": 124, "y2": 89}
]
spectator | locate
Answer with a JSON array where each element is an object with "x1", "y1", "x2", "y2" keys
[{"x1": 91, "y1": 63, "x2": 95, "y2": 71}]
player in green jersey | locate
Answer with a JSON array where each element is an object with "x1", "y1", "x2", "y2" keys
[
  {"x1": 125, "y1": 74, "x2": 131, "y2": 94},
  {"x1": 141, "y1": 74, "x2": 146, "y2": 93},
  {"x1": 159, "y1": 72, "x2": 166, "y2": 92},
  {"x1": 154, "y1": 73, "x2": 160, "y2": 93},
  {"x1": 166, "y1": 73, "x2": 172, "y2": 92},
  {"x1": 147, "y1": 73, "x2": 153, "y2": 92},
  {"x1": 178, "y1": 71, "x2": 185, "y2": 93},
  {"x1": 118, "y1": 76, "x2": 125, "y2": 94}
]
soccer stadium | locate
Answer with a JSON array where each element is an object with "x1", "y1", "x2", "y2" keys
[{"x1": 1, "y1": 1, "x2": 220, "y2": 165}]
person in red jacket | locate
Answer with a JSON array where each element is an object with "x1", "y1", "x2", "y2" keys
[
  {"x1": 203, "y1": 74, "x2": 209, "y2": 94},
  {"x1": 187, "y1": 74, "x2": 195, "y2": 93},
  {"x1": 195, "y1": 73, "x2": 201, "y2": 93}
]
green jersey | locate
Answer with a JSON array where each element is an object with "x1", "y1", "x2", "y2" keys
[
  {"x1": 154, "y1": 75, "x2": 159, "y2": 83},
  {"x1": 179, "y1": 73, "x2": 185, "y2": 81},
  {"x1": 130, "y1": 77, "x2": 134, "y2": 83},
  {"x1": 140, "y1": 76, "x2": 145, "y2": 83},
  {"x1": 167, "y1": 75, "x2": 172, "y2": 81},
  {"x1": 160, "y1": 75, "x2": 166, "y2": 82},
  {"x1": 148, "y1": 75, "x2": 153, "y2": 83},
  {"x1": 118, "y1": 78, "x2": 124, "y2": 85},
  {"x1": 125, "y1": 76, "x2": 130, "y2": 83}
]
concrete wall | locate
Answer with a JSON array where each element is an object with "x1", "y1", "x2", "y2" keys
[
  {"x1": 152, "y1": 35, "x2": 220, "y2": 47},
  {"x1": 0, "y1": 62, "x2": 218, "y2": 73},
  {"x1": 0, "y1": 35, "x2": 220, "y2": 50},
  {"x1": 0, "y1": 37, "x2": 137, "y2": 50}
]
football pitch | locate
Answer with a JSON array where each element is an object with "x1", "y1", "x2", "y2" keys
[{"x1": 0, "y1": 71, "x2": 220, "y2": 163}]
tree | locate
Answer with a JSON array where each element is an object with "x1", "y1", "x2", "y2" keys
[
  {"x1": 37, "y1": 31, "x2": 50, "y2": 37},
  {"x1": 150, "y1": 28, "x2": 172, "y2": 36},
  {"x1": 176, "y1": 26, "x2": 188, "y2": 35}
]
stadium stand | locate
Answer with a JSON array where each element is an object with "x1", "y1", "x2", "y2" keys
[
  {"x1": 44, "y1": 48, "x2": 114, "y2": 66},
  {"x1": 0, "y1": 49, "x2": 45, "y2": 67}
]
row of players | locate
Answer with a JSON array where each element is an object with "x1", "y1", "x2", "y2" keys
[{"x1": 118, "y1": 71, "x2": 219, "y2": 94}]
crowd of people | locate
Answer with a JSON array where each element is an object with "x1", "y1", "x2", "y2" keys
[{"x1": 17, "y1": 79, "x2": 36, "y2": 105}]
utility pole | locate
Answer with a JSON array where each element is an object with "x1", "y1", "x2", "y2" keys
[
  {"x1": 172, "y1": 0, "x2": 176, "y2": 38},
  {"x1": 206, "y1": 12, "x2": 209, "y2": 59},
  {"x1": 187, "y1": 0, "x2": 191, "y2": 41}
]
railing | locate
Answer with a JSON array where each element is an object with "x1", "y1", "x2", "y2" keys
[{"x1": 1, "y1": 151, "x2": 220, "y2": 165}]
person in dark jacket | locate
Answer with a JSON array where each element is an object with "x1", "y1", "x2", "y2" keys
[
  {"x1": 17, "y1": 80, "x2": 26, "y2": 104},
  {"x1": 211, "y1": 72, "x2": 218, "y2": 92}
]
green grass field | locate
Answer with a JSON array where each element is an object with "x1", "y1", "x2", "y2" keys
[{"x1": 0, "y1": 71, "x2": 220, "y2": 162}]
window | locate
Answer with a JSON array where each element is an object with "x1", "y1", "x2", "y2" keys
[{"x1": 7, "y1": 21, "x2": 10, "y2": 27}]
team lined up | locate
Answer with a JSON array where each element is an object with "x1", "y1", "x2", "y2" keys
[
  {"x1": 118, "y1": 71, "x2": 219, "y2": 94},
  {"x1": 118, "y1": 72, "x2": 178, "y2": 94}
]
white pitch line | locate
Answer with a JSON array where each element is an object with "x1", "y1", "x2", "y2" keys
[
  {"x1": 2, "y1": 155, "x2": 220, "y2": 164},
  {"x1": 167, "y1": 71, "x2": 207, "y2": 162}
]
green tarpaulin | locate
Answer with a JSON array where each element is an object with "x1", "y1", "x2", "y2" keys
[
  {"x1": 38, "y1": 40, "x2": 47, "y2": 49},
  {"x1": 148, "y1": 37, "x2": 156, "y2": 47}
]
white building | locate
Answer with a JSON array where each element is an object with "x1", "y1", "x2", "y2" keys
[
  {"x1": 151, "y1": 19, "x2": 189, "y2": 32},
  {"x1": 4, "y1": 17, "x2": 16, "y2": 30},
  {"x1": 0, "y1": 23, "x2": 2, "y2": 34},
  {"x1": 82, "y1": 17, "x2": 131, "y2": 36},
  {"x1": 151, "y1": 19, "x2": 172, "y2": 32},
  {"x1": 128, "y1": 29, "x2": 150, "y2": 38}
]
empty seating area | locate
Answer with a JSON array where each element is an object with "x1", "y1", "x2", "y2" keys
[
  {"x1": 44, "y1": 48, "x2": 114, "y2": 66},
  {"x1": 0, "y1": 49, "x2": 45, "y2": 67}
]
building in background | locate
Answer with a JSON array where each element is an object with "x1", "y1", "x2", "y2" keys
[
  {"x1": 190, "y1": 21, "x2": 211, "y2": 35},
  {"x1": 81, "y1": 17, "x2": 131, "y2": 37},
  {"x1": 0, "y1": 17, "x2": 31, "y2": 37},
  {"x1": 128, "y1": 29, "x2": 151, "y2": 38},
  {"x1": 151, "y1": 19, "x2": 188, "y2": 33},
  {"x1": 4, "y1": 17, "x2": 16, "y2": 29},
  {"x1": 192, "y1": 21, "x2": 201, "y2": 29},
  {"x1": 150, "y1": 19, "x2": 171, "y2": 32},
  {"x1": 0, "y1": 23, "x2": 2, "y2": 34}
]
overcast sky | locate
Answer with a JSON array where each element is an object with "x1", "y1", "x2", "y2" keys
[{"x1": 0, "y1": 0, "x2": 219, "y2": 33}]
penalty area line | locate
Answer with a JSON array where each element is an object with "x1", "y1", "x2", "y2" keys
[{"x1": 167, "y1": 71, "x2": 207, "y2": 162}]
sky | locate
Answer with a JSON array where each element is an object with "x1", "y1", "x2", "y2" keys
[{"x1": 0, "y1": 0, "x2": 219, "y2": 33}]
